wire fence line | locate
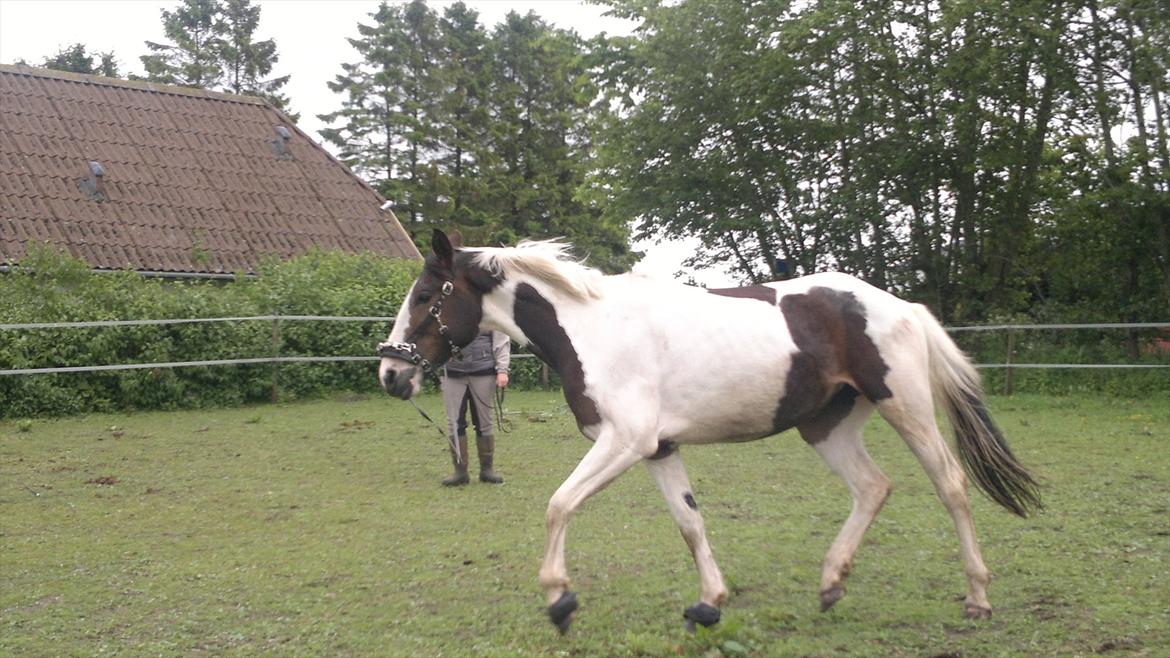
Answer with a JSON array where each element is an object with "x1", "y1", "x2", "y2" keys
[
  {"x1": 1, "y1": 316, "x2": 1168, "y2": 377},
  {"x1": 0, "y1": 314, "x2": 546, "y2": 378}
]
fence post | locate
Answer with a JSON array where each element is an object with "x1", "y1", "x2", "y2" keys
[
  {"x1": 1004, "y1": 328, "x2": 1016, "y2": 395},
  {"x1": 271, "y1": 315, "x2": 282, "y2": 403}
]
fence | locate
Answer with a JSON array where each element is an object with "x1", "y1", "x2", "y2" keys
[
  {"x1": 0, "y1": 315, "x2": 549, "y2": 400},
  {"x1": 947, "y1": 322, "x2": 1170, "y2": 394},
  {"x1": 2, "y1": 316, "x2": 1168, "y2": 394}
]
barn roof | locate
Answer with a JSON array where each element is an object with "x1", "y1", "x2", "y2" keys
[{"x1": 0, "y1": 63, "x2": 421, "y2": 277}]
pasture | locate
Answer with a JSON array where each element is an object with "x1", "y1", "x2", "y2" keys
[{"x1": 2, "y1": 391, "x2": 1167, "y2": 657}]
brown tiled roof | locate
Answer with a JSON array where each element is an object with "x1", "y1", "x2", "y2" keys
[{"x1": 0, "y1": 64, "x2": 421, "y2": 275}]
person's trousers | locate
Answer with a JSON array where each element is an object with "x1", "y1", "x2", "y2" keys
[{"x1": 441, "y1": 374, "x2": 495, "y2": 440}]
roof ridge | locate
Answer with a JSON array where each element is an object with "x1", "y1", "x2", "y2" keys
[{"x1": 0, "y1": 62, "x2": 269, "y2": 106}]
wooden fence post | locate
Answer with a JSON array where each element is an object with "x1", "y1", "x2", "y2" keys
[
  {"x1": 1004, "y1": 328, "x2": 1016, "y2": 396},
  {"x1": 271, "y1": 315, "x2": 282, "y2": 403}
]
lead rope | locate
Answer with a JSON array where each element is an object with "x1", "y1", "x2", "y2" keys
[
  {"x1": 495, "y1": 386, "x2": 511, "y2": 434},
  {"x1": 462, "y1": 375, "x2": 512, "y2": 435},
  {"x1": 408, "y1": 394, "x2": 462, "y2": 462}
]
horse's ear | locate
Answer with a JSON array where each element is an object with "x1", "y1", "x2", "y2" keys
[
  {"x1": 432, "y1": 229, "x2": 455, "y2": 270},
  {"x1": 448, "y1": 230, "x2": 463, "y2": 249}
]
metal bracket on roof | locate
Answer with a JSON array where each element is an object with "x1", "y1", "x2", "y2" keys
[
  {"x1": 78, "y1": 161, "x2": 107, "y2": 201},
  {"x1": 270, "y1": 125, "x2": 294, "y2": 160}
]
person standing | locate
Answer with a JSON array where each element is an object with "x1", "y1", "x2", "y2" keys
[{"x1": 439, "y1": 330, "x2": 510, "y2": 485}]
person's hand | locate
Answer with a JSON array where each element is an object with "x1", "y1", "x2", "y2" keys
[{"x1": 496, "y1": 372, "x2": 509, "y2": 389}]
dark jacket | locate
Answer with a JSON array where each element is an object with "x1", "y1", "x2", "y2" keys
[{"x1": 444, "y1": 331, "x2": 510, "y2": 377}]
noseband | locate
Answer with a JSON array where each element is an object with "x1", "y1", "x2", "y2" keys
[{"x1": 377, "y1": 280, "x2": 463, "y2": 376}]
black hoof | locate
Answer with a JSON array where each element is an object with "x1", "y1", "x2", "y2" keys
[
  {"x1": 683, "y1": 602, "x2": 721, "y2": 632},
  {"x1": 820, "y1": 585, "x2": 845, "y2": 612},
  {"x1": 548, "y1": 591, "x2": 578, "y2": 634}
]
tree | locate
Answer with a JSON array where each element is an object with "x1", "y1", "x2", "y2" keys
[
  {"x1": 141, "y1": 0, "x2": 224, "y2": 88},
  {"x1": 434, "y1": 2, "x2": 493, "y2": 227},
  {"x1": 41, "y1": 43, "x2": 121, "y2": 77},
  {"x1": 319, "y1": 1, "x2": 437, "y2": 226},
  {"x1": 218, "y1": 0, "x2": 294, "y2": 115},
  {"x1": 319, "y1": 3, "x2": 633, "y2": 269},
  {"x1": 594, "y1": 0, "x2": 1167, "y2": 322},
  {"x1": 140, "y1": 0, "x2": 294, "y2": 116}
]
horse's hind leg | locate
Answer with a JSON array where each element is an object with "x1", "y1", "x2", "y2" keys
[
  {"x1": 875, "y1": 380, "x2": 993, "y2": 618},
  {"x1": 799, "y1": 393, "x2": 891, "y2": 612},
  {"x1": 644, "y1": 448, "x2": 728, "y2": 630}
]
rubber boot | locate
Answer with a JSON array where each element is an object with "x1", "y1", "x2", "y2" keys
[
  {"x1": 477, "y1": 435, "x2": 503, "y2": 484},
  {"x1": 442, "y1": 435, "x2": 470, "y2": 486}
]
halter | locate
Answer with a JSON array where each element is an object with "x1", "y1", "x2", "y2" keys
[{"x1": 376, "y1": 280, "x2": 463, "y2": 376}]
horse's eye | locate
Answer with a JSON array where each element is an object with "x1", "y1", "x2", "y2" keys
[{"x1": 416, "y1": 292, "x2": 432, "y2": 304}]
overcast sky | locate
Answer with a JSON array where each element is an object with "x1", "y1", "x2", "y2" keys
[{"x1": 0, "y1": 0, "x2": 735, "y2": 285}]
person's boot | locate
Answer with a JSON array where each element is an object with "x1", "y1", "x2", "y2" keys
[
  {"x1": 477, "y1": 435, "x2": 503, "y2": 484},
  {"x1": 442, "y1": 435, "x2": 470, "y2": 486}
]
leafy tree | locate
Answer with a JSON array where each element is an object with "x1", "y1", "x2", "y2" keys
[
  {"x1": 41, "y1": 43, "x2": 121, "y2": 77},
  {"x1": 593, "y1": 0, "x2": 1167, "y2": 322}
]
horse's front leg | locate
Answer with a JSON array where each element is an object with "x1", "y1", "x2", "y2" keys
[
  {"x1": 644, "y1": 447, "x2": 728, "y2": 630},
  {"x1": 540, "y1": 434, "x2": 645, "y2": 633}
]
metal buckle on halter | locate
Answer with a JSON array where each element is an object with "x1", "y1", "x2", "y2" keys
[
  {"x1": 377, "y1": 339, "x2": 439, "y2": 374},
  {"x1": 378, "y1": 340, "x2": 420, "y2": 363},
  {"x1": 440, "y1": 281, "x2": 454, "y2": 296}
]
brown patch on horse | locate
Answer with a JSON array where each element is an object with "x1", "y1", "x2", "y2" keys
[
  {"x1": 648, "y1": 440, "x2": 677, "y2": 460},
  {"x1": 454, "y1": 251, "x2": 503, "y2": 294},
  {"x1": 773, "y1": 287, "x2": 891, "y2": 434},
  {"x1": 708, "y1": 285, "x2": 777, "y2": 305},
  {"x1": 797, "y1": 385, "x2": 859, "y2": 444},
  {"x1": 513, "y1": 283, "x2": 602, "y2": 429}
]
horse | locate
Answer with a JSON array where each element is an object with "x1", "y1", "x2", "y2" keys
[{"x1": 377, "y1": 229, "x2": 1040, "y2": 633}]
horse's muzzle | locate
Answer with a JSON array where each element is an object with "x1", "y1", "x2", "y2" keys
[{"x1": 379, "y1": 360, "x2": 420, "y2": 400}]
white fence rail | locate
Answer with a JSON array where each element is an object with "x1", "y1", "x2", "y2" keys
[
  {"x1": 0, "y1": 315, "x2": 546, "y2": 381},
  {"x1": 1, "y1": 317, "x2": 1168, "y2": 380}
]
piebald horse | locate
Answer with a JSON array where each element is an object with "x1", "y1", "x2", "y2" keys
[{"x1": 378, "y1": 230, "x2": 1040, "y2": 633}]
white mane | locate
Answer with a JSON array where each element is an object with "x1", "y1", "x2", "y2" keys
[{"x1": 468, "y1": 240, "x2": 603, "y2": 302}]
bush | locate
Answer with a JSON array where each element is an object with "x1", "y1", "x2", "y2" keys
[{"x1": 0, "y1": 246, "x2": 421, "y2": 417}]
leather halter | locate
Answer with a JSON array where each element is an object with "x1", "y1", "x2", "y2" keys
[{"x1": 376, "y1": 280, "x2": 463, "y2": 375}]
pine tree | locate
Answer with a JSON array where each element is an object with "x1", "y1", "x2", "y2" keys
[
  {"x1": 141, "y1": 0, "x2": 224, "y2": 88},
  {"x1": 140, "y1": 0, "x2": 294, "y2": 117},
  {"x1": 435, "y1": 3, "x2": 493, "y2": 230},
  {"x1": 42, "y1": 43, "x2": 121, "y2": 78},
  {"x1": 219, "y1": 0, "x2": 294, "y2": 116}
]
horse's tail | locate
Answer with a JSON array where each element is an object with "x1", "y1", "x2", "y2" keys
[{"x1": 913, "y1": 305, "x2": 1042, "y2": 517}]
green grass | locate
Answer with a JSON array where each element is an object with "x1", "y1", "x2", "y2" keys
[{"x1": 2, "y1": 392, "x2": 1167, "y2": 657}]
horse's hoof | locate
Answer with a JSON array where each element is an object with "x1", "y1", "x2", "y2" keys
[
  {"x1": 964, "y1": 603, "x2": 993, "y2": 619},
  {"x1": 820, "y1": 585, "x2": 845, "y2": 612},
  {"x1": 548, "y1": 591, "x2": 578, "y2": 634},
  {"x1": 683, "y1": 602, "x2": 721, "y2": 632}
]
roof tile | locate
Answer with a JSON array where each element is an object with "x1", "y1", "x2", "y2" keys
[{"x1": 1, "y1": 64, "x2": 419, "y2": 273}]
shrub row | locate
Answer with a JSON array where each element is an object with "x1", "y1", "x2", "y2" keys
[{"x1": 0, "y1": 247, "x2": 554, "y2": 418}]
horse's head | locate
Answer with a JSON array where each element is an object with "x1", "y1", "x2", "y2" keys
[{"x1": 378, "y1": 229, "x2": 486, "y2": 400}]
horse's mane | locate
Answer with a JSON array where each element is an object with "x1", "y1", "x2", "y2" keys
[{"x1": 468, "y1": 240, "x2": 603, "y2": 302}]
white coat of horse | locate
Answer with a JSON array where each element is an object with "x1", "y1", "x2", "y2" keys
[{"x1": 378, "y1": 230, "x2": 1040, "y2": 633}]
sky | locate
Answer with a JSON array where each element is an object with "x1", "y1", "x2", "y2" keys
[{"x1": 0, "y1": 0, "x2": 737, "y2": 285}]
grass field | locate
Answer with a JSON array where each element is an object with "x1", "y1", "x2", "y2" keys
[{"x1": 2, "y1": 390, "x2": 1167, "y2": 657}]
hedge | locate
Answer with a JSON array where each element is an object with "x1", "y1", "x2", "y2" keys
[{"x1": 1, "y1": 247, "x2": 402, "y2": 417}]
